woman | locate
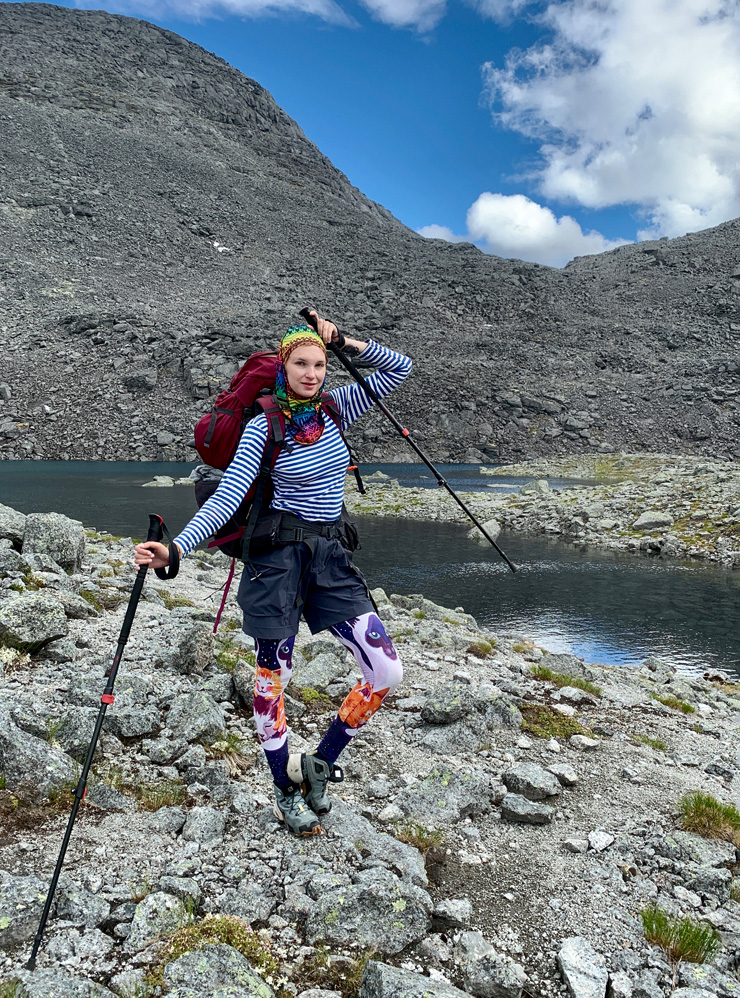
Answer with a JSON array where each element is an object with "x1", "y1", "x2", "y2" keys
[{"x1": 135, "y1": 312, "x2": 412, "y2": 836}]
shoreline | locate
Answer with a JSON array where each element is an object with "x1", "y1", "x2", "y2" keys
[
  {"x1": 2, "y1": 506, "x2": 740, "y2": 997},
  {"x1": 345, "y1": 453, "x2": 740, "y2": 569}
]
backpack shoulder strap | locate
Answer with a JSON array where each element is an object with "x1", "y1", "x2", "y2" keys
[{"x1": 255, "y1": 394, "x2": 286, "y2": 454}]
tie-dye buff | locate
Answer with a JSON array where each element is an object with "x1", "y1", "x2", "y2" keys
[
  {"x1": 275, "y1": 324, "x2": 327, "y2": 445},
  {"x1": 317, "y1": 613, "x2": 402, "y2": 766},
  {"x1": 253, "y1": 636, "x2": 295, "y2": 785},
  {"x1": 252, "y1": 613, "x2": 402, "y2": 784}
]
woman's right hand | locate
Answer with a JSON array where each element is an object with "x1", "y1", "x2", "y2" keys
[{"x1": 134, "y1": 541, "x2": 171, "y2": 569}]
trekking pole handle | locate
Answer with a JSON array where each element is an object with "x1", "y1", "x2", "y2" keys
[
  {"x1": 299, "y1": 307, "x2": 345, "y2": 349},
  {"x1": 147, "y1": 513, "x2": 165, "y2": 544}
]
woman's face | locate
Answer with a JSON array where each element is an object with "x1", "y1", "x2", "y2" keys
[{"x1": 284, "y1": 344, "x2": 327, "y2": 398}]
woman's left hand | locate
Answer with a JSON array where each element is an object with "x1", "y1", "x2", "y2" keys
[{"x1": 306, "y1": 310, "x2": 339, "y2": 344}]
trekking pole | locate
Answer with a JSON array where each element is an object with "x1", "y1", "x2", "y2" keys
[
  {"x1": 299, "y1": 307, "x2": 517, "y2": 573},
  {"x1": 27, "y1": 514, "x2": 180, "y2": 971}
]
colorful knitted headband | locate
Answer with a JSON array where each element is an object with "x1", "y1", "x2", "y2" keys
[{"x1": 274, "y1": 324, "x2": 327, "y2": 446}]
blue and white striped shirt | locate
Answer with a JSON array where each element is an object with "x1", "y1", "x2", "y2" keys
[{"x1": 174, "y1": 340, "x2": 412, "y2": 557}]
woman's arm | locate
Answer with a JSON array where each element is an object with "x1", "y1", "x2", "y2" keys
[
  {"x1": 134, "y1": 417, "x2": 269, "y2": 567},
  {"x1": 329, "y1": 340, "x2": 412, "y2": 429}
]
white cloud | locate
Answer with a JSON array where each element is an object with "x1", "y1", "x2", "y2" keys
[
  {"x1": 359, "y1": 0, "x2": 447, "y2": 29},
  {"x1": 419, "y1": 192, "x2": 625, "y2": 266},
  {"x1": 483, "y1": 0, "x2": 740, "y2": 238},
  {"x1": 466, "y1": 192, "x2": 626, "y2": 265},
  {"x1": 416, "y1": 223, "x2": 469, "y2": 242}
]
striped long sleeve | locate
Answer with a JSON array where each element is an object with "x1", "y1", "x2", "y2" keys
[{"x1": 173, "y1": 339, "x2": 411, "y2": 557}]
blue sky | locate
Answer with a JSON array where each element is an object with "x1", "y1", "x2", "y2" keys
[{"x1": 28, "y1": 0, "x2": 740, "y2": 265}]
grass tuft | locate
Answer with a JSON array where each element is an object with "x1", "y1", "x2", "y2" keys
[
  {"x1": 156, "y1": 590, "x2": 196, "y2": 610},
  {"x1": 678, "y1": 791, "x2": 740, "y2": 845},
  {"x1": 520, "y1": 703, "x2": 591, "y2": 740},
  {"x1": 0, "y1": 646, "x2": 31, "y2": 674},
  {"x1": 633, "y1": 734, "x2": 667, "y2": 751},
  {"x1": 0, "y1": 979, "x2": 22, "y2": 998},
  {"x1": 393, "y1": 820, "x2": 445, "y2": 853},
  {"x1": 531, "y1": 665, "x2": 601, "y2": 696},
  {"x1": 203, "y1": 730, "x2": 253, "y2": 778},
  {"x1": 100, "y1": 764, "x2": 188, "y2": 811},
  {"x1": 641, "y1": 904, "x2": 720, "y2": 964},
  {"x1": 466, "y1": 640, "x2": 495, "y2": 658},
  {"x1": 650, "y1": 692, "x2": 695, "y2": 714},
  {"x1": 147, "y1": 914, "x2": 284, "y2": 992}
]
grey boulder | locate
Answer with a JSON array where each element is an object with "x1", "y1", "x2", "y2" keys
[
  {"x1": 152, "y1": 616, "x2": 214, "y2": 675},
  {"x1": 162, "y1": 942, "x2": 274, "y2": 997},
  {"x1": 0, "y1": 592, "x2": 69, "y2": 652},
  {"x1": 181, "y1": 806, "x2": 226, "y2": 846},
  {"x1": 0, "y1": 503, "x2": 26, "y2": 548},
  {"x1": 291, "y1": 650, "x2": 349, "y2": 691},
  {"x1": 13, "y1": 968, "x2": 116, "y2": 997},
  {"x1": 500, "y1": 794, "x2": 553, "y2": 825},
  {"x1": 455, "y1": 931, "x2": 527, "y2": 998},
  {"x1": 502, "y1": 763, "x2": 562, "y2": 801},
  {"x1": 305, "y1": 879, "x2": 433, "y2": 954},
  {"x1": 361, "y1": 962, "x2": 473, "y2": 997},
  {"x1": 395, "y1": 768, "x2": 492, "y2": 826},
  {"x1": 22, "y1": 512, "x2": 85, "y2": 572},
  {"x1": 558, "y1": 936, "x2": 607, "y2": 998},
  {"x1": 125, "y1": 891, "x2": 191, "y2": 952},
  {"x1": 167, "y1": 691, "x2": 225, "y2": 743},
  {"x1": 0, "y1": 706, "x2": 78, "y2": 802},
  {"x1": 0, "y1": 872, "x2": 52, "y2": 950}
]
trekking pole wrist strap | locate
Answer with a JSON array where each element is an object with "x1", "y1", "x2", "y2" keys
[{"x1": 147, "y1": 514, "x2": 180, "y2": 580}]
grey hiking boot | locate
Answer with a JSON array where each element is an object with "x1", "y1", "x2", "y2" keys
[
  {"x1": 287, "y1": 751, "x2": 344, "y2": 817},
  {"x1": 273, "y1": 783, "x2": 321, "y2": 837}
]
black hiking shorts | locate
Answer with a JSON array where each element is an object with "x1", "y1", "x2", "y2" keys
[{"x1": 237, "y1": 535, "x2": 375, "y2": 639}]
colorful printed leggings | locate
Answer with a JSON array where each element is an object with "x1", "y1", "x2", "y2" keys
[{"x1": 253, "y1": 612, "x2": 402, "y2": 786}]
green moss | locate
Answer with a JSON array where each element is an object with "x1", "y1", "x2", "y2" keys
[
  {"x1": 296, "y1": 687, "x2": 334, "y2": 709},
  {"x1": 412, "y1": 609, "x2": 426, "y2": 619},
  {"x1": 156, "y1": 589, "x2": 196, "y2": 610},
  {"x1": 79, "y1": 589, "x2": 104, "y2": 612},
  {"x1": 531, "y1": 665, "x2": 601, "y2": 696},
  {"x1": 298, "y1": 945, "x2": 373, "y2": 998},
  {"x1": 520, "y1": 704, "x2": 591, "y2": 740}
]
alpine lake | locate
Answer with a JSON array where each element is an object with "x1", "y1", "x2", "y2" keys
[{"x1": 2, "y1": 461, "x2": 738, "y2": 678}]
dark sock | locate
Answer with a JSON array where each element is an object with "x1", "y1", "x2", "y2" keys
[
  {"x1": 264, "y1": 742, "x2": 290, "y2": 787},
  {"x1": 316, "y1": 715, "x2": 354, "y2": 767}
]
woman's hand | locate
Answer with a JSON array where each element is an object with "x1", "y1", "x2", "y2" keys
[
  {"x1": 306, "y1": 310, "x2": 367, "y2": 353},
  {"x1": 134, "y1": 541, "x2": 172, "y2": 569},
  {"x1": 306, "y1": 310, "x2": 339, "y2": 345}
]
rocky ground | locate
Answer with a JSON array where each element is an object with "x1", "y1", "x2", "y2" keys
[
  {"x1": 344, "y1": 454, "x2": 740, "y2": 568},
  {"x1": 2, "y1": 5, "x2": 740, "y2": 466},
  {"x1": 1, "y1": 505, "x2": 740, "y2": 997}
]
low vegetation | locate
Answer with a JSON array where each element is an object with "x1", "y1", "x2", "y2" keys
[
  {"x1": 650, "y1": 692, "x2": 694, "y2": 714},
  {"x1": 466, "y1": 639, "x2": 495, "y2": 658},
  {"x1": 298, "y1": 945, "x2": 374, "y2": 998},
  {"x1": 641, "y1": 904, "x2": 720, "y2": 965},
  {"x1": 0, "y1": 979, "x2": 21, "y2": 998},
  {"x1": 393, "y1": 819, "x2": 445, "y2": 854},
  {"x1": 155, "y1": 589, "x2": 196, "y2": 610},
  {"x1": 633, "y1": 734, "x2": 667, "y2": 751},
  {"x1": 678, "y1": 791, "x2": 740, "y2": 845},
  {"x1": 203, "y1": 730, "x2": 253, "y2": 778},
  {"x1": 296, "y1": 687, "x2": 334, "y2": 710},
  {"x1": 0, "y1": 646, "x2": 31, "y2": 674},
  {"x1": 530, "y1": 665, "x2": 601, "y2": 696},
  {"x1": 100, "y1": 765, "x2": 188, "y2": 811},
  {"x1": 519, "y1": 703, "x2": 591, "y2": 740},
  {"x1": 147, "y1": 914, "x2": 285, "y2": 993}
]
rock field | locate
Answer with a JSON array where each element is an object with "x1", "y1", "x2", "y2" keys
[
  {"x1": 1, "y1": 505, "x2": 740, "y2": 997},
  {"x1": 2, "y1": 4, "x2": 740, "y2": 465},
  {"x1": 345, "y1": 453, "x2": 740, "y2": 568}
]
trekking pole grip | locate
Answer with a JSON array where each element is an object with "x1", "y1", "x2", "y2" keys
[{"x1": 299, "y1": 307, "x2": 346, "y2": 349}]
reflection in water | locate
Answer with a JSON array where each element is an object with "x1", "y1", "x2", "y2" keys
[{"x1": 1, "y1": 461, "x2": 738, "y2": 676}]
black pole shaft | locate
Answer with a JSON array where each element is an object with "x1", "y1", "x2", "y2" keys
[
  {"x1": 27, "y1": 514, "x2": 166, "y2": 970},
  {"x1": 299, "y1": 309, "x2": 516, "y2": 573}
]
